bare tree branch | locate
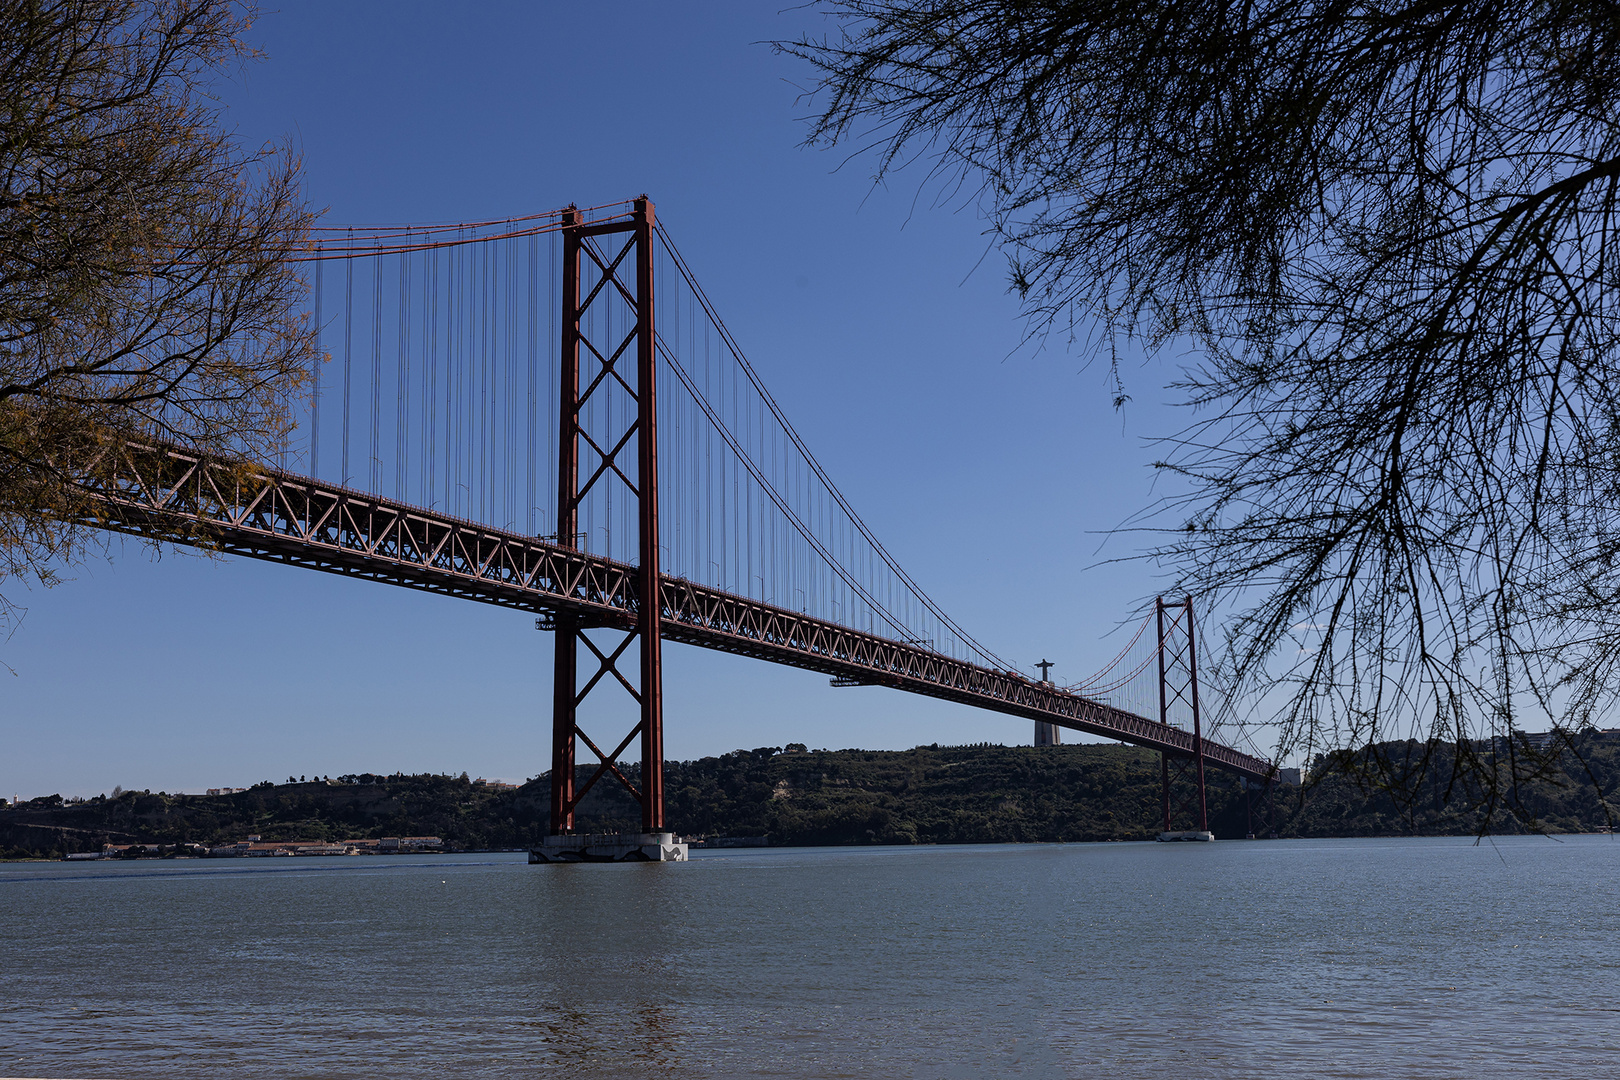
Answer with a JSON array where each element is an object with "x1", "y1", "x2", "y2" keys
[{"x1": 783, "y1": 1, "x2": 1620, "y2": 828}]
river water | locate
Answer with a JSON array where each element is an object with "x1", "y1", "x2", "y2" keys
[{"x1": 1, "y1": 837, "x2": 1616, "y2": 1079}]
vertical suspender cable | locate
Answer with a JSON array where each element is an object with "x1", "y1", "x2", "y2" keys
[
  {"x1": 447, "y1": 238, "x2": 459, "y2": 514},
  {"x1": 658, "y1": 225, "x2": 1005, "y2": 666},
  {"x1": 427, "y1": 246, "x2": 438, "y2": 509},
  {"x1": 398, "y1": 239, "x2": 411, "y2": 502},
  {"x1": 478, "y1": 240, "x2": 487, "y2": 522},
  {"x1": 342, "y1": 241, "x2": 354, "y2": 486},
  {"x1": 547, "y1": 230, "x2": 556, "y2": 538},
  {"x1": 459, "y1": 238, "x2": 469, "y2": 516},
  {"x1": 479, "y1": 239, "x2": 486, "y2": 519},
  {"x1": 424, "y1": 247, "x2": 430, "y2": 505},
  {"x1": 489, "y1": 240, "x2": 498, "y2": 523},
  {"x1": 508, "y1": 235, "x2": 518, "y2": 527},
  {"x1": 528, "y1": 233, "x2": 537, "y2": 535},
  {"x1": 706, "y1": 321, "x2": 712, "y2": 587},
  {"x1": 371, "y1": 243, "x2": 382, "y2": 493},
  {"x1": 311, "y1": 256, "x2": 323, "y2": 479},
  {"x1": 478, "y1": 240, "x2": 488, "y2": 522}
]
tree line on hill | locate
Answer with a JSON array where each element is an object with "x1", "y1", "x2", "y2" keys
[{"x1": 3, "y1": 737, "x2": 1616, "y2": 859}]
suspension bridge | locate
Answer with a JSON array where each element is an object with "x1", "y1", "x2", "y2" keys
[{"x1": 79, "y1": 198, "x2": 1276, "y2": 857}]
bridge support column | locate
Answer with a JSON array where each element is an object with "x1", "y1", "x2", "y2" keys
[
  {"x1": 551, "y1": 612, "x2": 578, "y2": 832},
  {"x1": 1160, "y1": 751, "x2": 1171, "y2": 834},
  {"x1": 1156, "y1": 596, "x2": 1213, "y2": 841},
  {"x1": 543, "y1": 198, "x2": 675, "y2": 853}
]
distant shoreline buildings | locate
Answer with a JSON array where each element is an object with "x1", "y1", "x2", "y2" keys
[{"x1": 64, "y1": 836, "x2": 444, "y2": 861}]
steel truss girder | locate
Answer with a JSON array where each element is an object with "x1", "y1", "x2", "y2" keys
[{"x1": 79, "y1": 442, "x2": 1275, "y2": 785}]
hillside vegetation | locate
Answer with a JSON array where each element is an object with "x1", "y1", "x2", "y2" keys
[{"x1": 4, "y1": 738, "x2": 1616, "y2": 858}]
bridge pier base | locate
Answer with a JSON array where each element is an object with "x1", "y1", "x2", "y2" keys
[{"x1": 529, "y1": 832, "x2": 689, "y2": 863}]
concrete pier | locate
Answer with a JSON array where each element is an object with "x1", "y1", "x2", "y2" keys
[
  {"x1": 1157, "y1": 830, "x2": 1215, "y2": 842},
  {"x1": 529, "y1": 832, "x2": 689, "y2": 863}
]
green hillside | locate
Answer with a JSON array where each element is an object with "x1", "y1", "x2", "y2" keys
[{"x1": 3, "y1": 737, "x2": 1616, "y2": 858}]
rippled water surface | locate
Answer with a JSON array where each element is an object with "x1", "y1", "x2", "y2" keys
[{"x1": 2, "y1": 837, "x2": 1617, "y2": 1079}]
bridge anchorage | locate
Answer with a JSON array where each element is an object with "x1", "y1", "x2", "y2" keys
[{"x1": 72, "y1": 196, "x2": 1276, "y2": 857}]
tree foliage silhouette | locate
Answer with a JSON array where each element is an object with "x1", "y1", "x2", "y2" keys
[
  {"x1": 784, "y1": 1, "x2": 1620, "y2": 825},
  {"x1": 0, "y1": 0, "x2": 313, "y2": 633}
]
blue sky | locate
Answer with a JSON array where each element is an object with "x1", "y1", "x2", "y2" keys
[{"x1": 3, "y1": 2, "x2": 1218, "y2": 800}]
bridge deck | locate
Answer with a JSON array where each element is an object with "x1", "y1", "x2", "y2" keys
[{"x1": 84, "y1": 445, "x2": 1275, "y2": 783}]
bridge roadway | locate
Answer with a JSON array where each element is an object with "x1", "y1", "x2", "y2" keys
[{"x1": 84, "y1": 444, "x2": 1275, "y2": 783}]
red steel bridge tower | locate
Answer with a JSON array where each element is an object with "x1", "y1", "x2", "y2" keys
[
  {"x1": 1156, "y1": 596, "x2": 1212, "y2": 841},
  {"x1": 539, "y1": 198, "x2": 681, "y2": 861}
]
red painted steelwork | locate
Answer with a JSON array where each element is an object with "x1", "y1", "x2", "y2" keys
[
  {"x1": 552, "y1": 206, "x2": 582, "y2": 832},
  {"x1": 1157, "y1": 596, "x2": 1211, "y2": 832},
  {"x1": 80, "y1": 443, "x2": 1276, "y2": 784},
  {"x1": 549, "y1": 200, "x2": 663, "y2": 834},
  {"x1": 1157, "y1": 600, "x2": 1171, "y2": 832},
  {"x1": 1187, "y1": 600, "x2": 1209, "y2": 832},
  {"x1": 633, "y1": 198, "x2": 664, "y2": 833}
]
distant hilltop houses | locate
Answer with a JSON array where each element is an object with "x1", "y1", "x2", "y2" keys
[
  {"x1": 195, "y1": 777, "x2": 518, "y2": 796},
  {"x1": 2, "y1": 771, "x2": 529, "y2": 812},
  {"x1": 64, "y1": 836, "x2": 444, "y2": 860}
]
